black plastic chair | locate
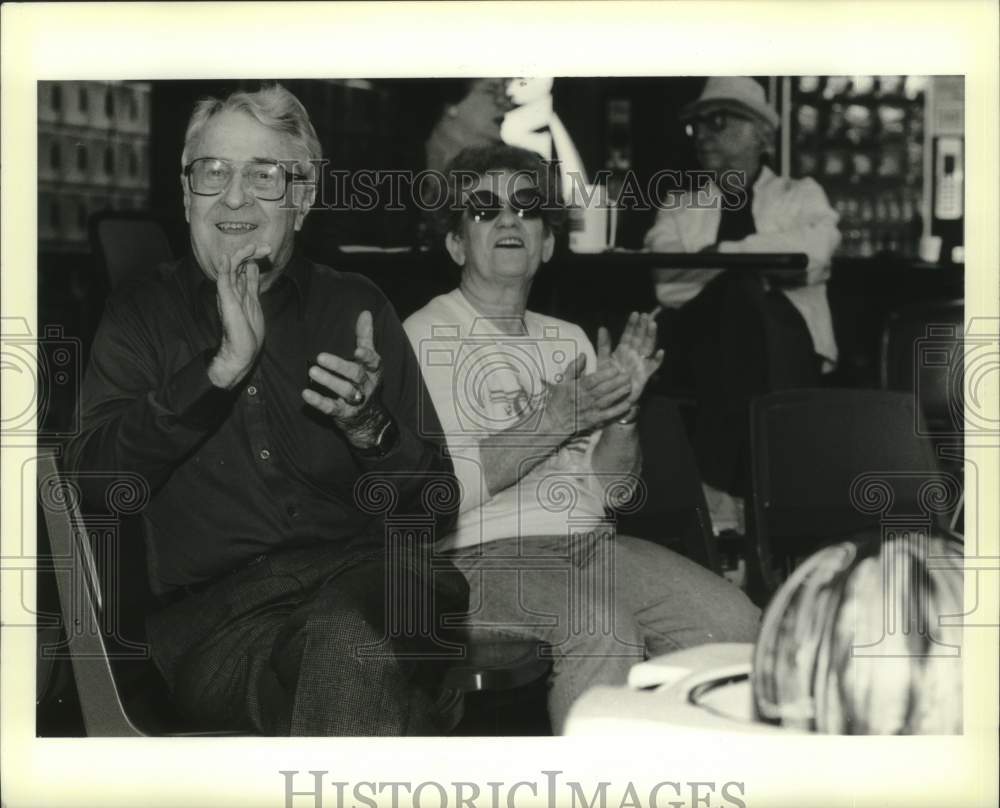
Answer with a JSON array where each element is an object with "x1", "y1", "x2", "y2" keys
[
  {"x1": 617, "y1": 395, "x2": 721, "y2": 574},
  {"x1": 880, "y1": 299, "x2": 965, "y2": 535},
  {"x1": 747, "y1": 389, "x2": 962, "y2": 598},
  {"x1": 37, "y1": 450, "x2": 237, "y2": 736},
  {"x1": 880, "y1": 299, "x2": 964, "y2": 434}
]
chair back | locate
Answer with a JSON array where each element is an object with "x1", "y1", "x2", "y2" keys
[
  {"x1": 617, "y1": 395, "x2": 720, "y2": 573},
  {"x1": 748, "y1": 389, "x2": 958, "y2": 593},
  {"x1": 89, "y1": 211, "x2": 174, "y2": 291},
  {"x1": 880, "y1": 299, "x2": 964, "y2": 433},
  {"x1": 38, "y1": 453, "x2": 240, "y2": 736},
  {"x1": 37, "y1": 451, "x2": 145, "y2": 736}
]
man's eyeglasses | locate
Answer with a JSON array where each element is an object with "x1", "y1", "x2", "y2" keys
[
  {"x1": 184, "y1": 157, "x2": 307, "y2": 202},
  {"x1": 684, "y1": 110, "x2": 751, "y2": 137},
  {"x1": 464, "y1": 188, "x2": 545, "y2": 224}
]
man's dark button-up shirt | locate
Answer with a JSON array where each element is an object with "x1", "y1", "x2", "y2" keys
[{"x1": 66, "y1": 253, "x2": 454, "y2": 595}]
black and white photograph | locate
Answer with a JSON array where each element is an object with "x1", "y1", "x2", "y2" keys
[{"x1": 2, "y1": 3, "x2": 998, "y2": 808}]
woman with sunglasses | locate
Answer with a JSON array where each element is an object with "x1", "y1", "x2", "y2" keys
[
  {"x1": 404, "y1": 144, "x2": 760, "y2": 734},
  {"x1": 644, "y1": 77, "x2": 841, "y2": 535}
]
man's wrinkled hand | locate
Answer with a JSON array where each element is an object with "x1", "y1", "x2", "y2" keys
[
  {"x1": 302, "y1": 310, "x2": 389, "y2": 445},
  {"x1": 208, "y1": 243, "x2": 270, "y2": 389}
]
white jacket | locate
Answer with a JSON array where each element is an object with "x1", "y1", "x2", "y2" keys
[{"x1": 643, "y1": 165, "x2": 841, "y2": 365}]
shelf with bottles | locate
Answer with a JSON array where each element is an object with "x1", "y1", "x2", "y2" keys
[
  {"x1": 834, "y1": 198, "x2": 922, "y2": 258},
  {"x1": 828, "y1": 186, "x2": 920, "y2": 224},
  {"x1": 794, "y1": 141, "x2": 922, "y2": 188},
  {"x1": 789, "y1": 75, "x2": 928, "y2": 258},
  {"x1": 791, "y1": 77, "x2": 925, "y2": 177},
  {"x1": 837, "y1": 224, "x2": 924, "y2": 259}
]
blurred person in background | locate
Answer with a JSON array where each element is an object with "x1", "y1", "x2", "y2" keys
[
  {"x1": 644, "y1": 77, "x2": 841, "y2": 534},
  {"x1": 425, "y1": 78, "x2": 514, "y2": 173}
]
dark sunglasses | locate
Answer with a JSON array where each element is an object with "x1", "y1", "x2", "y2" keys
[
  {"x1": 464, "y1": 188, "x2": 545, "y2": 223},
  {"x1": 684, "y1": 110, "x2": 751, "y2": 137}
]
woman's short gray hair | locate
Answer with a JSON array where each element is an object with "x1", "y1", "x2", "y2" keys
[
  {"x1": 431, "y1": 143, "x2": 567, "y2": 239},
  {"x1": 180, "y1": 83, "x2": 322, "y2": 182}
]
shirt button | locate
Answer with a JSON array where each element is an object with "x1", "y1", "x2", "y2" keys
[
  {"x1": 259, "y1": 449, "x2": 271, "y2": 460},
  {"x1": 286, "y1": 505, "x2": 299, "y2": 518},
  {"x1": 247, "y1": 385, "x2": 258, "y2": 396}
]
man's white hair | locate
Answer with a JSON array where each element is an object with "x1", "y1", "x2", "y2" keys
[{"x1": 181, "y1": 83, "x2": 322, "y2": 183}]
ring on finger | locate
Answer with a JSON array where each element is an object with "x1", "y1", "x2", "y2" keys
[{"x1": 349, "y1": 388, "x2": 366, "y2": 406}]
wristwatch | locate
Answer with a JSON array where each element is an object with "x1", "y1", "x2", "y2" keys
[{"x1": 353, "y1": 414, "x2": 400, "y2": 459}]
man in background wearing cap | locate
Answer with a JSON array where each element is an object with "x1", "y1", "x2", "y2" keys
[{"x1": 644, "y1": 76, "x2": 841, "y2": 534}]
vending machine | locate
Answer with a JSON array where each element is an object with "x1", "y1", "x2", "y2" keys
[
  {"x1": 927, "y1": 76, "x2": 965, "y2": 264},
  {"x1": 779, "y1": 75, "x2": 964, "y2": 264}
]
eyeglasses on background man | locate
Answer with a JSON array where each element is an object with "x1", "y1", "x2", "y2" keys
[{"x1": 684, "y1": 109, "x2": 753, "y2": 138}]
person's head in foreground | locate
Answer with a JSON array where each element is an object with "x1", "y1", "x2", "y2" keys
[
  {"x1": 180, "y1": 83, "x2": 321, "y2": 292},
  {"x1": 680, "y1": 76, "x2": 778, "y2": 179},
  {"x1": 752, "y1": 532, "x2": 963, "y2": 734},
  {"x1": 436, "y1": 143, "x2": 567, "y2": 294}
]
